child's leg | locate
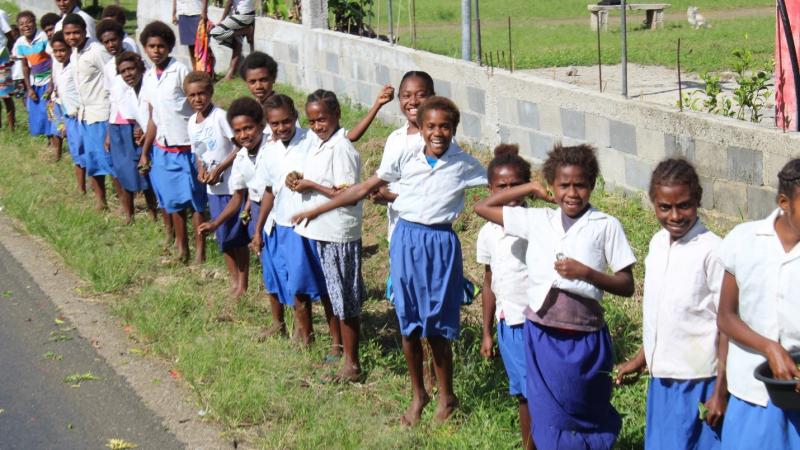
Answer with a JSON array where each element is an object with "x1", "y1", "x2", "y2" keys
[
  {"x1": 320, "y1": 296, "x2": 343, "y2": 357},
  {"x1": 222, "y1": 248, "x2": 239, "y2": 291},
  {"x1": 519, "y1": 397, "x2": 534, "y2": 450},
  {"x1": 172, "y1": 209, "x2": 188, "y2": 262},
  {"x1": 339, "y1": 315, "x2": 361, "y2": 379},
  {"x1": 74, "y1": 165, "x2": 86, "y2": 195},
  {"x1": 263, "y1": 293, "x2": 286, "y2": 337},
  {"x1": 161, "y1": 209, "x2": 175, "y2": 247},
  {"x1": 144, "y1": 189, "x2": 158, "y2": 221},
  {"x1": 293, "y1": 294, "x2": 314, "y2": 347},
  {"x1": 51, "y1": 135, "x2": 62, "y2": 161},
  {"x1": 192, "y1": 210, "x2": 206, "y2": 264},
  {"x1": 400, "y1": 334, "x2": 430, "y2": 426},
  {"x1": 3, "y1": 97, "x2": 15, "y2": 131},
  {"x1": 428, "y1": 335, "x2": 459, "y2": 423},
  {"x1": 90, "y1": 175, "x2": 107, "y2": 210},
  {"x1": 235, "y1": 245, "x2": 249, "y2": 294},
  {"x1": 223, "y1": 39, "x2": 242, "y2": 81},
  {"x1": 118, "y1": 188, "x2": 134, "y2": 224},
  {"x1": 422, "y1": 340, "x2": 438, "y2": 392}
]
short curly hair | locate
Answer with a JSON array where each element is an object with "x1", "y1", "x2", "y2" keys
[
  {"x1": 227, "y1": 97, "x2": 264, "y2": 126},
  {"x1": 648, "y1": 158, "x2": 703, "y2": 205},
  {"x1": 96, "y1": 18, "x2": 124, "y2": 40},
  {"x1": 306, "y1": 89, "x2": 341, "y2": 115},
  {"x1": 139, "y1": 20, "x2": 175, "y2": 50},
  {"x1": 488, "y1": 144, "x2": 531, "y2": 183},
  {"x1": 101, "y1": 4, "x2": 127, "y2": 26},
  {"x1": 416, "y1": 96, "x2": 460, "y2": 131},
  {"x1": 62, "y1": 13, "x2": 86, "y2": 31},
  {"x1": 115, "y1": 51, "x2": 144, "y2": 72},
  {"x1": 183, "y1": 71, "x2": 214, "y2": 95},
  {"x1": 40, "y1": 12, "x2": 60, "y2": 30},
  {"x1": 542, "y1": 143, "x2": 600, "y2": 188},
  {"x1": 778, "y1": 158, "x2": 800, "y2": 201},
  {"x1": 239, "y1": 51, "x2": 278, "y2": 80},
  {"x1": 264, "y1": 94, "x2": 298, "y2": 117},
  {"x1": 16, "y1": 10, "x2": 35, "y2": 25}
]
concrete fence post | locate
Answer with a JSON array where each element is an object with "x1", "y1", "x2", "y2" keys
[{"x1": 301, "y1": 0, "x2": 329, "y2": 29}]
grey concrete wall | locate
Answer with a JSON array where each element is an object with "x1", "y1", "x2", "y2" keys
[{"x1": 13, "y1": 0, "x2": 52, "y2": 18}]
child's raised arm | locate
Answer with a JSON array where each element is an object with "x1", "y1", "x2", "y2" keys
[
  {"x1": 292, "y1": 174, "x2": 387, "y2": 225},
  {"x1": 346, "y1": 84, "x2": 395, "y2": 143},
  {"x1": 474, "y1": 181, "x2": 551, "y2": 226}
]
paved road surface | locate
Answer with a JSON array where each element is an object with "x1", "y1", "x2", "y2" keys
[{"x1": 0, "y1": 241, "x2": 184, "y2": 450}]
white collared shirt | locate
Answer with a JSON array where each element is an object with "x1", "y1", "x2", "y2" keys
[
  {"x1": 258, "y1": 128, "x2": 314, "y2": 232},
  {"x1": 503, "y1": 206, "x2": 637, "y2": 312},
  {"x1": 376, "y1": 141, "x2": 486, "y2": 225},
  {"x1": 643, "y1": 220, "x2": 724, "y2": 379},
  {"x1": 229, "y1": 133, "x2": 270, "y2": 202},
  {"x1": 477, "y1": 222, "x2": 530, "y2": 326},
  {"x1": 72, "y1": 39, "x2": 111, "y2": 124},
  {"x1": 188, "y1": 106, "x2": 235, "y2": 196},
  {"x1": 141, "y1": 58, "x2": 194, "y2": 147},
  {"x1": 122, "y1": 34, "x2": 139, "y2": 54},
  {"x1": 232, "y1": 0, "x2": 256, "y2": 13},
  {"x1": 55, "y1": 62, "x2": 80, "y2": 117},
  {"x1": 380, "y1": 123, "x2": 424, "y2": 241},
  {"x1": 176, "y1": 0, "x2": 204, "y2": 16},
  {"x1": 294, "y1": 128, "x2": 362, "y2": 243},
  {"x1": 55, "y1": 6, "x2": 96, "y2": 40},
  {"x1": 719, "y1": 208, "x2": 800, "y2": 406}
]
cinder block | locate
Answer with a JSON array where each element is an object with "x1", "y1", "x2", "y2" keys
[
  {"x1": 333, "y1": 76, "x2": 348, "y2": 95},
  {"x1": 434, "y1": 79, "x2": 452, "y2": 98},
  {"x1": 624, "y1": 155, "x2": 653, "y2": 191},
  {"x1": 351, "y1": 61, "x2": 366, "y2": 81},
  {"x1": 727, "y1": 146, "x2": 763, "y2": 185},
  {"x1": 516, "y1": 100, "x2": 540, "y2": 130},
  {"x1": 609, "y1": 120, "x2": 637, "y2": 155},
  {"x1": 497, "y1": 97, "x2": 517, "y2": 124},
  {"x1": 762, "y1": 152, "x2": 791, "y2": 189},
  {"x1": 467, "y1": 86, "x2": 486, "y2": 115},
  {"x1": 502, "y1": 126, "x2": 530, "y2": 153},
  {"x1": 375, "y1": 64, "x2": 391, "y2": 85},
  {"x1": 713, "y1": 180, "x2": 748, "y2": 218},
  {"x1": 325, "y1": 52, "x2": 339, "y2": 74},
  {"x1": 596, "y1": 146, "x2": 626, "y2": 187},
  {"x1": 698, "y1": 175, "x2": 714, "y2": 209},
  {"x1": 585, "y1": 113, "x2": 610, "y2": 149},
  {"x1": 499, "y1": 125, "x2": 512, "y2": 142},
  {"x1": 747, "y1": 185, "x2": 777, "y2": 220},
  {"x1": 636, "y1": 128, "x2": 666, "y2": 162},
  {"x1": 288, "y1": 44, "x2": 299, "y2": 64},
  {"x1": 691, "y1": 140, "x2": 727, "y2": 178},
  {"x1": 357, "y1": 82, "x2": 376, "y2": 106},
  {"x1": 460, "y1": 112, "x2": 482, "y2": 139},
  {"x1": 528, "y1": 131, "x2": 554, "y2": 161},
  {"x1": 560, "y1": 109, "x2": 586, "y2": 140},
  {"x1": 664, "y1": 133, "x2": 695, "y2": 160},
  {"x1": 538, "y1": 104, "x2": 562, "y2": 136}
]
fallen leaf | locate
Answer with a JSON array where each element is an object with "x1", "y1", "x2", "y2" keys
[
  {"x1": 63, "y1": 372, "x2": 102, "y2": 385},
  {"x1": 66, "y1": 423, "x2": 73, "y2": 430},
  {"x1": 42, "y1": 351, "x2": 63, "y2": 361},
  {"x1": 105, "y1": 438, "x2": 138, "y2": 449},
  {"x1": 128, "y1": 348, "x2": 145, "y2": 356},
  {"x1": 168, "y1": 369, "x2": 181, "y2": 379},
  {"x1": 91, "y1": 338, "x2": 101, "y2": 349},
  {"x1": 123, "y1": 325, "x2": 131, "y2": 334},
  {"x1": 54, "y1": 316, "x2": 65, "y2": 325}
]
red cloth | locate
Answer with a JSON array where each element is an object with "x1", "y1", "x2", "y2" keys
[
  {"x1": 193, "y1": 18, "x2": 216, "y2": 75},
  {"x1": 776, "y1": 1, "x2": 800, "y2": 131}
]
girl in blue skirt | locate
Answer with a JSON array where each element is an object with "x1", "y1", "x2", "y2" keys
[
  {"x1": 475, "y1": 144, "x2": 637, "y2": 450},
  {"x1": 292, "y1": 96, "x2": 487, "y2": 424},
  {"x1": 138, "y1": 21, "x2": 207, "y2": 264},
  {"x1": 49, "y1": 31, "x2": 84, "y2": 194},
  {"x1": 616, "y1": 159, "x2": 727, "y2": 450}
]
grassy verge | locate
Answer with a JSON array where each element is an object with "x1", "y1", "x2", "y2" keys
[{"x1": 0, "y1": 78, "x2": 728, "y2": 448}]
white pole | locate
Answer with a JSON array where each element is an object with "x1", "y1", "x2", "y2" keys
[{"x1": 461, "y1": 0, "x2": 472, "y2": 61}]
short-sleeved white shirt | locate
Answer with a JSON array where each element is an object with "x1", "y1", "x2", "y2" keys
[
  {"x1": 0, "y1": 10, "x2": 11, "y2": 34},
  {"x1": 72, "y1": 40, "x2": 111, "y2": 124},
  {"x1": 380, "y1": 123, "x2": 424, "y2": 241},
  {"x1": 642, "y1": 220, "x2": 724, "y2": 379},
  {"x1": 122, "y1": 34, "x2": 139, "y2": 54},
  {"x1": 55, "y1": 62, "x2": 80, "y2": 116},
  {"x1": 141, "y1": 58, "x2": 193, "y2": 147},
  {"x1": 258, "y1": 127, "x2": 315, "y2": 233},
  {"x1": 228, "y1": 133, "x2": 270, "y2": 202},
  {"x1": 55, "y1": 6, "x2": 96, "y2": 40},
  {"x1": 719, "y1": 208, "x2": 800, "y2": 406},
  {"x1": 176, "y1": 0, "x2": 204, "y2": 16},
  {"x1": 376, "y1": 141, "x2": 486, "y2": 225},
  {"x1": 188, "y1": 106, "x2": 235, "y2": 196},
  {"x1": 232, "y1": 0, "x2": 256, "y2": 13},
  {"x1": 476, "y1": 222, "x2": 530, "y2": 326},
  {"x1": 503, "y1": 206, "x2": 637, "y2": 312},
  {"x1": 294, "y1": 128, "x2": 362, "y2": 243}
]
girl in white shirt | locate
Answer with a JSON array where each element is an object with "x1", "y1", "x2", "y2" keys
[
  {"x1": 50, "y1": 31, "x2": 84, "y2": 195},
  {"x1": 290, "y1": 90, "x2": 364, "y2": 381},
  {"x1": 616, "y1": 159, "x2": 727, "y2": 450},
  {"x1": 292, "y1": 96, "x2": 487, "y2": 424},
  {"x1": 717, "y1": 158, "x2": 800, "y2": 450},
  {"x1": 474, "y1": 144, "x2": 636, "y2": 450}
]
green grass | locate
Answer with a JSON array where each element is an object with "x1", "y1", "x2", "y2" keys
[{"x1": 0, "y1": 77, "x2": 733, "y2": 448}]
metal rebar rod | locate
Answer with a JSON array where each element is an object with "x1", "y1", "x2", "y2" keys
[
  {"x1": 411, "y1": 0, "x2": 417, "y2": 49},
  {"x1": 621, "y1": 0, "x2": 628, "y2": 97},
  {"x1": 388, "y1": 0, "x2": 394, "y2": 43},
  {"x1": 596, "y1": 13, "x2": 602, "y2": 92},
  {"x1": 475, "y1": 0, "x2": 482, "y2": 65},
  {"x1": 507, "y1": 16, "x2": 513, "y2": 72},
  {"x1": 677, "y1": 38, "x2": 683, "y2": 111}
]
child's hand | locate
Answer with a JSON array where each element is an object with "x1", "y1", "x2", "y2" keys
[
  {"x1": 197, "y1": 167, "x2": 208, "y2": 184},
  {"x1": 702, "y1": 388, "x2": 727, "y2": 427},
  {"x1": 138, "y1": 156, "x2": 151, "y2": 175},
  {"x1": 480, "y1": 334, "x2": 495, "y2": 359},
  {"x1": 285, "y1": 171, "x2": 303, "y2": 190},
  {"x1": 554, "y1": 257, "x2": 590, "y2": 281},
  {"x1": 374, "y1": 84, "x2": 395, "y2": 107},
  {"x1": 291, "y1": 179, "x2": 314, "y2": 193},
  {"x1": 765, "y1": 342, "x2": 800, "y2": 389},
  {"x1": 206, "y1": 167, "x2": 223, "y2": 185},
  {"x1": 291, "y1": 210, "x2": 318, "y2": 226},
  {"x1": 172, "y1": 14, "x2": 178, "y2": 25},
  {"x1": 27, "y1": 87, "x2": 38, "y2": 102},
  {"x1": 368, "y1": 185, "x2": 396, "y2": 204},
  {"x1": 614, "y1": 359, "x2": 643, "y2": 385},
  {"x1": 196, "y1": 221, "x2": 217, "y2": 236},
  {"x1": 133, "y1": 126, "x2": 144, "y2": 143},
  {"x1": 249, "y1": 233, "x2": 262, "y2": 255},
  {"x1": 104, "y1": 133, "x2": 111, "y2": 152},
  {"x1": 528, "y1": 181, "x2": 554, "y2": 203}
]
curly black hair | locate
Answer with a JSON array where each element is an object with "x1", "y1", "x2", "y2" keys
[
  {"x1": 488, "y1": 144, "x2": 531, "y2": 183},
  {"x1": 239, "y1": 51, "x2": 278, "y2": 80},
  {"x1": 778, "y1": 158, "x2": 800, "y2": 200},
  {"x1": 542, "y1": 143, "x2": 600, "y2": 188},
  {"x1": 227, "y1": 97, "x2": 264, "y2": 126},
  {"x1": 16, "y1": 10, "x2": 35, "y2": 25},
  {"x1": 96, "y1": 17, "x2": 124, "y2": 40},
  {"x1": 182, "y1": 71, "x2": 214, "y2": 95},
  {"x1": 264, "y1": 94, "x2": 298, "y2": 117},
  {"x1": 62, "y1": 13, "x2": 87, "y2": 31},
  {"x1": 306, "y1": 89, "x2": 341, "y2": 115},
  {"x1": 49, "y1": 30, "x2": 67, "y2": 47},
  {"x1": 40, "y1": 12, "x2": 60, "y2": 30},
  {"x1": 101, "y1": 4, "x2": 127, "y2": 26},
  {"x1": 416, "y1": 96, "x2": 460, "y2": 130},
  {"x1": 399, "y1": 71, "x2": 435, "y2": 95},
  {"x1": 648, "y1": 158, "x2": 703, "y2": 205},
  {"x1": 139, "y1": 20, "x2": 175, "y2": 50},
  {"x1": 115, "y1": 50, "x2": 144, "y2": 71}
]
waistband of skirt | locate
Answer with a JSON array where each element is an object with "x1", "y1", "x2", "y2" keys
[
  {"x1": 155, "y1": 142, "x2": 192, "y2": 153},
  {"x1": 397, "y1": 218, "x2": 453, "y2": 231}
]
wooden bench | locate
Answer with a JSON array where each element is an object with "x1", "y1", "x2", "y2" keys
[{"x1": 588, "y1": 3, "x2": 670, "y2": 31}]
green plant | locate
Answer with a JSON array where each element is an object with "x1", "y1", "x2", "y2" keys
[
  {"x1": 329, "y1": 0, "x2": 374, "y2": 36},
  {"x1": 261, "y1": 0, "x2": 288, "y2": 19},
  {"x1": 731, "y1": 36, "x2": 772, "y2": 122}
]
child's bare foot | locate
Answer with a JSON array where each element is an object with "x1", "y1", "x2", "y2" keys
[
  {"x1": 94, "y1": 200, "x2": 108, "y2": 212},
  {"x1": 433, "y1": 395, "x2": 459, "y2": 423},
  {"x1": 256, "y1": 323, "x2": 287, "y2": 342},
  {"x1": 337, "y1": 364, "x2": 363, "y2": 383},
  {"x1": 123, "y1": 213, "x2": 133, "y2": 225},
  {"x1": 400, "y1": 393, "x2": 431, "y2": 427}
]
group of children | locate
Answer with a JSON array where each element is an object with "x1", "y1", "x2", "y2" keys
[{"x1": 1, "y1": 3, "x2": 797, "y2": 449}]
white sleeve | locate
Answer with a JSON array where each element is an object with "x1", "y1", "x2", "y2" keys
[
  {"x1": 0, "y1": 11, "x2": 11, "y2": 34},
  {"x1": 604, "y1": 217, "x2": 637, "y2": 272},
  {"x1": 503, "y1": 206, "x2": 532, "y2": 240},
  {"x1": 331, "y1": 144, "x2": 360, "y2": 187},
  {"x1": 375, "y1": 145, "x2": 404, "y2": 182},
  {"x1": 706, "y1": 247, "x2": 726, "y2": 312},
  {"x1": 719, "y1": 226, "x2": 743, "y2": 276},
  {"x1": 476, "y1": 225, "x2": 492, "y2": 265},
  {"x1": 461, "y1": 154, "x2": 488, "y2": 188},
  {"x1": 228, "y1": 156, "x2": 248, "y2": 191},
  {"x1": 219, "y1": 112, "x2": 234, "y2": 139}
]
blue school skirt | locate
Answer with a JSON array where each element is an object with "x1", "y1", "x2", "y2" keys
[
  {"x1": 49, "y1": 102, "x2": 65, "y2": 136},
  {"x1": 498, "y1": 320, "x2": 527, "y2": 398},
  {"x1": 208, "y1": 193, "x2": 248, "y2": 252},
  {"x1": 390, "y1": 219, "x2": 463, "y2": 341},
  {"x1": 267, "y1": 225, "x2": 327, "y2": 306},
  {"x1": 80, "y1": 120, "x2": 115, "y2": 177},
  {"x1": 65, "y1": 116, "x2": 84, "y2": 168},
  {"x1": 149, "y1": 144, "x2": 208, "y2": 214},
  {"x1": 26, "y1": 84, "x2": 52, "y2": 136},
  {"x1": 109, "y1": 123, "x2": 149, "y2": 192},
  {"x1": 721, "y1": 395, "x2": 800, "y2": 450},
  {"x1": 524, "y1": 320, "x2": 621, "y2": 450},
  {"x1": 645, "y1": 377, "x2": 721, "y2": 450}
]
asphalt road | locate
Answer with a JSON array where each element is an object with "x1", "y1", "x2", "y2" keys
[{"x1": 0, "y1": 242, "x2": 184, "y2": 450}]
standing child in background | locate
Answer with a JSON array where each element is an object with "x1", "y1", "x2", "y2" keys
[
  {"x1": 41, "y1": 13, "x2": 63, "y2": 159},
  {"x1": 717, "y1": 158, "x2": 800, "y2": 450},
  {"x1": 0, "y1": 8, "x2": 15, "y2": 131},
  {"x1": 54, "y1": 0, "x2": 96, "y2": 40},
  {"x1": 63, "y1": 14, "x2": 114, "y2": 211},
  {"x1": 616, "y1": 159, "x2": 727, "y2": 450},
  {"x1": 138, "y1": 20, "x2": 207, "y2": 264},
  {"x1": 50, "y1": 30, "x2": 83, "y2": 193},
  {"x1": 290, "y1": 90, "x2": 365, "y2": 379},
  {"x1": 477, "y1": 144, "x2": 536, "y2": 450},
  {"x1": 40, "y1": 13, "x2": 59, "y2": 38},
  {"x1": 292, "y1": 96, "x2": 487, "y2": 424},
  {"x1": 186, "y1": 71, "x2": 247, "y2": 298},
  {"x1": 210, "y1": 0, "x2": 255, "y2": 81},
  {"x1": 250, "y1": 94, "x2": 325, "y2": 340},
  {"x1": 101, "y1": 5, "x2": 141, "y2": 54},
  {"x1": 474, "y1": 144, "x2": 637, "y2": 450},
  {"x1": 172, "y1": 0, "x2": 207, "y2": 69},
  {"x1": 13, "y1": 11, "x2": 53, "y2": 138}
]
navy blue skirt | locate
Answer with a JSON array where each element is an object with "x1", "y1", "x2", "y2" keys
[
  {"x1": 268, "y1": 225, "x2": 327, "y2": 305},
  {"x1": 645, "y1": 377, "x2": 721, "y2": 450},
  {"x1": 81, "y1": 121, "x2": 115, "y2": 177},
  {"x1": 149, "y1": 145, "x2": 208, "y2": 213},
  {"x1": 524, "y1": 320, "x2": 621, "y2": 450},
  {"x1": 389, "y1": 219, "x2": 463, "y2": 341},
  {"x1": 208, "y1": 193, "x2": 249, "y2": 252},
  {"x1": 26, "y1": 84, "x2": 51, "y2": 136},
  {"x1": 109, "y1": 123, "x2": 149, "y2": 192}
]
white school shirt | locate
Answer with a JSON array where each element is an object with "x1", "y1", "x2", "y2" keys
[
  {"x1": 294, "y1": 128, "x2": 362, "y2": 243},
  {"x1": 719, "y1": 208, "x2": 800, "y2": 407},
  {"x1": 176, "y1": 0, "x2": 204, "y2": 16},
  {"x1": 228, "y1": 133, "x2": 270, "y2": 202},
  {"x1": 380, "y1": 123, "x2": 424, "y2": 241},
  {"x1": 122, "y1": 34, "x2": 139, "y2": 54},
  {"x1": 476, "y1": 222, "x2": 530, "y2": 326},
  {"x1": 376, "y1": 141, "x2": 486, "y2": 225},
  {"x1": 259, "y1": 127, "x2": 314, "y2": 233},
  {"x1": 232, "y1": 0, "x2": 256, "y2": 13},
  {"x1": 642, "y1": 220, "x2": 724, "y2": 380},
  {"x1": 55, "y1": 6, "x2": 96, "y2": 40},
  {"x1": 503, "y1": 206, "x2": 637, "y2": 313},
  {"x1": 141, "y1": 58, "x2": 193, "y2": 147},
  {"x1": 55, "y1": 62, "x2": 80, "y2": 116},
  {"x1": 72, "y1": 40, "x2": 111, "y2": 124},
  {"x1": 188, "y1": 106, "x2": 236, "y2": 196}
]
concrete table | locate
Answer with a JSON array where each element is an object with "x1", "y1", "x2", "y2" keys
[{"x1": 588, "y1": 3, "x2": 671, "y2": 31}]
